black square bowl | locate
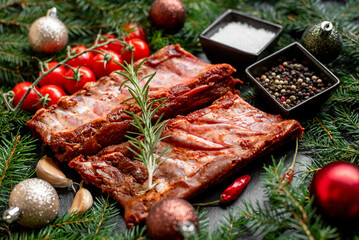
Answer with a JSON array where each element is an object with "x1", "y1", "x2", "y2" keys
[
  {"x1": 245, "y1": 42, "x2": 340, "y2": 118},
  {"x1": 199, "y1": 9, "x2": 283, "y2": 68}
]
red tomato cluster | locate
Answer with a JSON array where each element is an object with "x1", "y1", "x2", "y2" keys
[{"x1": 13, "y1": 24, "x2": 149, "y2": 111}]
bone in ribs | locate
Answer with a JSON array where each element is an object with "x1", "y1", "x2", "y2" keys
[
  {"x1": 69, "y1": 92, "x2": 304, "y2": 228},
  {"x1": 27, "y1": 44, "x2": 238, "y2": 162}
]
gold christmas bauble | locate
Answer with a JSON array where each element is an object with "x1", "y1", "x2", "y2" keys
[
  {"x1": 5, "y1": 178, "x2": 59, "y2": 228},
  {"x1": 29, "y1": 7, "x2": 68, "y2": 54}
]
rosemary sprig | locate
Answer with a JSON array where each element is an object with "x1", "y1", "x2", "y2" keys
[{"x1": 116, "y1": 58, "x2": 170, "y2": 190}]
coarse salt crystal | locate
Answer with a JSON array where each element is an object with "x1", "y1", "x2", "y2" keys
[{"x1": 210, "y1": 22, "x2": 275, "y2": 54}]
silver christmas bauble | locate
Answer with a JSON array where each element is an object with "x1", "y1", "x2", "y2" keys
[
  {"x1": 4, "y1": 178, "x2": 59, "y2": 228},
  {"x1": 29, "y1": 7, "x2": 68, "y2": 54}
]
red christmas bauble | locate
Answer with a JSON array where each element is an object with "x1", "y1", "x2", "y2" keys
[{"x1": 310, "y1": 162, "x2": 359, "y2": 222}]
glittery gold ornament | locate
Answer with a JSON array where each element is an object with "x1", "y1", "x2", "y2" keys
[
  {"x1": 301, "y1": 21, "x2": 342, "y2": 63},
  {"x1": 146, "y1": 198, "x2": 198, "y2": 240},
  {"x1": 2, "y1": 178, "x2": 59, "y2": 228},
  {"x1": 149, "y1": 0, "x2": 186, "y2": 32},
  {"x1": 29, "y1": 7, "x2": 68, "y2": 54}
]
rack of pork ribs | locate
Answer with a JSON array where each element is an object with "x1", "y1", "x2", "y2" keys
[
  {"x1": 27, "y1": 44, "x2": 304, "y2": 228},
  {"x1": 27, "y1": 44, "x2": 239, "y2": 162}
]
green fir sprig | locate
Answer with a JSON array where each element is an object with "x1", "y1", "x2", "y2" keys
[
  {"x1": 117, "y1": 58, "x2": 170, "y2": 190},
  {"x1": 0, "y1": 134, "x2": 38, "y2": 215}
]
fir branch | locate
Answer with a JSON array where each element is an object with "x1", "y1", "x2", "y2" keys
[
  {"x1": 85, "y1": 196, "x2": 121, "y2": 239},
  {"x1": 301, "y1": 114, "x2": 344, "y2": 146},
  {"x1": 315, "y1": 116, "x2": 334, "y2": 141},
  {"x1": 328, "y1": 75, "x2": 359, "y2": 105},
  {"x1": 0, "y1": 1, "x2": 21, "y2": 11},
  {"x1": 0, "y1": 0, "x2": 72, "y2": 10},
  {"x1": 301, "y1": 138, "x2": 359, "y2": 162},
  {"x1": 52, "y1": 218, "x2": 94, "y2": 228},
  {"x1": 0, "y1": 103, "x2": 32, "y2": 136},
  {"x1": 212, "y1": 211, "x2": 246, "y2": 240},
  {"x1": 0, "y1": 50, "x2": 30, "y2": 66},
  {"x1": 0, "y1": 35, "x2": 29, "y2": 49},
  {"x1": 300, "y1": 0, "x2": 326, "y2": 21},
  {"x1": 0, "y1": 133, "x2": 38, "y2": 213},
  {"x1": 240, "y1": 89, "x2": 255, "y2": 103},
  {"x1": 188, "y1": 209, "x2": 209, "y2": 240},
  {"x1": 118, "y1": 225, "x2": 146, "y2": 240},
  {"x1": 238, "y1": 200, "x2": 291, "y2": 237},
  {"x1": 336, "y1": 105, "x2": 359, "y2": 141},
  {"x1": 274, "y1": 167, "x2": 313, "y2": 240},
  {"x1": 229, "y1": 156, "x2": 339, "y2": 239},
  {"x1": 0, "y1": 19, "x2": 29, "y2": 27},
  {"x1": 94, "y1": 199, "x2": 108, "y2": 235},
  {"x1": 0, "y1": 135, "x2": 20, "y2": 187},
  {"x1": 306, "y1": 167, "x2": 321, "y2": 174},
  {"x1": 2, "y1": 196, "x2": 121, "y2": 240},
  {"x1": 338, "y1": 1, "x2": 359, "y2": 21}
]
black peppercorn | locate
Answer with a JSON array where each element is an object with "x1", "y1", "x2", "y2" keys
[{"x1": 255, "y1": 59, "x2": 331, "y2": 109}]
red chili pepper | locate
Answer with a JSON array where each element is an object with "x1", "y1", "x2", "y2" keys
[
  {"x1": 192, "y1": 175, "x2": 251, "y2": 207},
  {"x1": 279, "y1": 138, "x2": 299, "y2": 190},
  {"x1": 280, "y1": 169, "x2": 294, "y2": 190},
  {"x1": 219, "y1": 175, "x2": 251, "y2": 204}
]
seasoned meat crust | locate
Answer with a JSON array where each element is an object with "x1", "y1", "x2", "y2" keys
[
  {"x1": 27, "y1": 44, "x2": 238, "y2": 162},
  {"x1": 69, "y1": 92, "x2": 304, "y2": 228}
]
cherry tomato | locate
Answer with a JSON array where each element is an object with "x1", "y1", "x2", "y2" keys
[
  {"x1": 124, "y1": 23, "x2": 147, "y2": 41},
  {"x1": 122, "y1": 38, "x2": 150, "y2": 63},
  {"x1": 92, "y1": 50, "x2": 123, "y2": 78},
  {"x1": 65, "y1": 66, "x2": 96, "y2": 94},
  {"x1": 66, "y1": 45, "x2": 94, "y2": 69},
  {"x1": 12, "y1": 82, "x2": 40, "y2": 111},
  {"x1": 39, "y1": 61, "x2": 67, "y2": 89},
  {"x1": 37, "y1": 85, "x2": 67, "y2": 109},
  {"x1": 95, "y1": 34, "x2": 123, "y2": 54}
]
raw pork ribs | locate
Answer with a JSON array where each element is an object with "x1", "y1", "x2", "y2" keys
[
  {"x1": 69, "y1": 92, "x2": 304, "y2": 227},
  {"x1": 27, "y1": 45, "x2": 238, "y2": 162}
]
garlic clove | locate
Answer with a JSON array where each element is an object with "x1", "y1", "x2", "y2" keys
[
  {"x1": 69, "y1": 187, "x2": 93, "y2": 217},
  {"x1": 36, "y1": 155, "x2": 73, "y2": 188}
]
